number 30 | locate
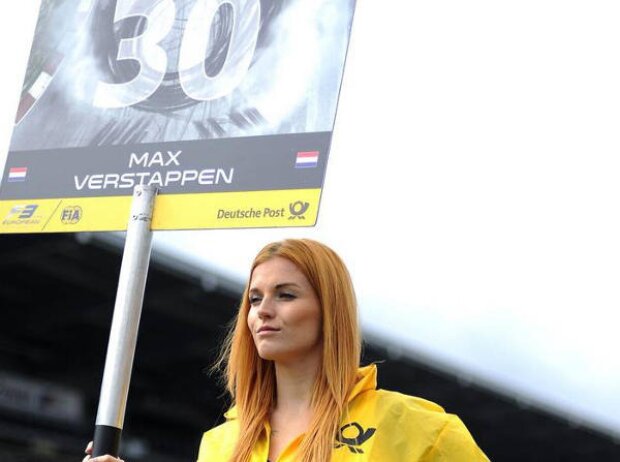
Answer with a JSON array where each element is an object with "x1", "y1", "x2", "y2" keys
[{"x1": 94, "y1": 0, "x2": 260, "y2": 108}]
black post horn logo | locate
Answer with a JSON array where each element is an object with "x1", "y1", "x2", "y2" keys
[
  {"x1": 335, "y1": 422, "x2": 376, "y2": 454},
  {"x1": 288, "y1": 201, "x2": 309, "y2": 220}
]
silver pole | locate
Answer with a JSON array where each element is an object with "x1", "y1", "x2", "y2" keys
[{"x1": 92, "y1": 185, "x2": 158, "y2": 458}]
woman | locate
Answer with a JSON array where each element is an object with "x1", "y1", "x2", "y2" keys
[{"x1": 86, "y1": 239, "x2": 489, "y2": 462}]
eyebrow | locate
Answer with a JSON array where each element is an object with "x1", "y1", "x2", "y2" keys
[{"x1": 249, "y1": 282, "x2": 302, "y2": 292}]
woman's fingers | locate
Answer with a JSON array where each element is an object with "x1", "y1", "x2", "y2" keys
[
  {"x1": 83, "y1": 441, "x2": 94, "y2": 461},
  {"x1": 81, "y1": 456, "x2": 121, "y2": 462},
  {"x1": 81, "y1": 443, "x2": 124, "y2": 462}
]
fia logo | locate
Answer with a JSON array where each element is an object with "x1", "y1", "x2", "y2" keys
[
  {"x1": 5, "y1": 204, "x2": 38, "y2": 220},
  {"x1": 60, "y1": 206, "x2": 82, "y2": 224},
  {"x1": 288, "y1": 201, "x2": 310, "y2": 220}
]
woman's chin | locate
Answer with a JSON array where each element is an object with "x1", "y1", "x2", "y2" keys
[
  {"x1": 256, "y1": 347, "x2": 281, "y2": 361},
  {"x1": 256, "y1": 346, "x2": 297, "y2": 363}
]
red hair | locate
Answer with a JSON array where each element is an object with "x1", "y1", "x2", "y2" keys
[{"x1": 215, "y1": 239, "x2": 361, "y2": 462}]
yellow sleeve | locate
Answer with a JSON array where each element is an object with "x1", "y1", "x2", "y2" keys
[
  {"x1": 197, "y1": 431, "x2": 217, "y2": 462},
  {"x1": 196, "y1": 421, "x2": 237, "y2": 462},
  {"x1": 423, "y1": 416, "x2": 490, "y2": 462}
]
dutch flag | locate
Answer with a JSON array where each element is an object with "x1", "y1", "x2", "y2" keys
[
  {"x1": 295, "y1": 151, "x2": 319, "y2": 169},
  {"x1": 8, "y1": 167, "x2": 28, "y2": 182}
]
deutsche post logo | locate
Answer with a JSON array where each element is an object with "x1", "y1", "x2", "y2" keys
[
  {"x1": 288, "y1": 201, "x2": 309, "y2": 220},
  {"x1": 61, "y1": 206, "x2": 82, "y2": 224},
  {"x1": 335, "y1": 422, "x2": 376, "y2": 454}
]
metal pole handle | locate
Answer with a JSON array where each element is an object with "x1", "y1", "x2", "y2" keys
[{"x1": 92, "y1": 185, "x2": 157, "y2": 458}]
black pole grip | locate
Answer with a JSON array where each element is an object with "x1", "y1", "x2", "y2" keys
[{"x1": 93, "y1": 424, "x2": 122, "y2": 458}]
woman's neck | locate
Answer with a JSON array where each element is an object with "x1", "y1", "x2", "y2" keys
[
  {"x1": 268, "y1": 353, "x2": 322, "y2": 462},
  {"x1": 273, "y1": 350, "x2": 321, "y2": 415}
]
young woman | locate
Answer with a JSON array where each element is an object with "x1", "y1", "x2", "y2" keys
[{"x1": 86, "y1": 239, "x2": 489, "y2": 462}]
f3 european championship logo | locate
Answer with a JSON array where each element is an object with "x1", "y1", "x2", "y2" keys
[{"x1": 3, "y1": 204, "x2": 41, "y2": 225}]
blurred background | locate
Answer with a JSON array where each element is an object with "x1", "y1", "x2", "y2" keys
[
  {"x1": 1, "y1": 233, "x2": 619, "y2": 461},
  {"x1": 1, "y1": 1, "x2": 620, "y2": 461}
]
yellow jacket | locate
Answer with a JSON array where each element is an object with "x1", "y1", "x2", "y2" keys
[{"x1": 197, "y1": 365, "x2": 490, "y2": 461}]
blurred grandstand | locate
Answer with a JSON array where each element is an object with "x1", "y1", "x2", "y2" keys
[{"x1": 0, "y1": 233, "x2": 618, "y2": 461}]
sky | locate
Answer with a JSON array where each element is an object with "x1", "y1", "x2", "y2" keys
[{"x1": 1, "y1": 0, "x2": 619, "y2": 438}]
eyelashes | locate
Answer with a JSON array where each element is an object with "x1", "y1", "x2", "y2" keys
[
  {"x1": 249, "y1": 291, "x2": 297, "y2": 305},
  {"x1": 278, "y1": 292, "x2": 296, "y2": 300}
]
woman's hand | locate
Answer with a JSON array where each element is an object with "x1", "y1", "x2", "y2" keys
[{"x1": 82, "y1": 441, "x2": 125, "y2": 462}]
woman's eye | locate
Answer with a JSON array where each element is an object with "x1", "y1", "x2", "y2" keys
[
  {"x1": 249, "y1": 296, "x2": 262, "y2": 305},
  {"x1": 279, "y1": 292, "x2": 296, "y2": 300}
]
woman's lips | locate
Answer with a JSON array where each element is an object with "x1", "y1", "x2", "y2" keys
[{"x1": 257, "y1": 326, "x2": 280, "y2": 334}]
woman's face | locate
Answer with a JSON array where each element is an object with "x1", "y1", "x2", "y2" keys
[{"x1": 247, "y1": 257, "x2": 322, "y2": 364}]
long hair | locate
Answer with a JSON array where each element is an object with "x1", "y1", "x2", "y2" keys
[{"x1": 215, "y1": 239, "x2": 361, "y2": 462}]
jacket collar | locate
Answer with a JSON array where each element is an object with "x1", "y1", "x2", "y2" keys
[
  {"x1": 224, "y1": 365, "x2": 377, "y2": 420},
  {"x1": 347, "y1": 364, "x2": 377, "y2": 402}
]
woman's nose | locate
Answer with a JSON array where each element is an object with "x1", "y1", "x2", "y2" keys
[{"x1": 256, "y1": 297, "x2": 275, "y2": 318}]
